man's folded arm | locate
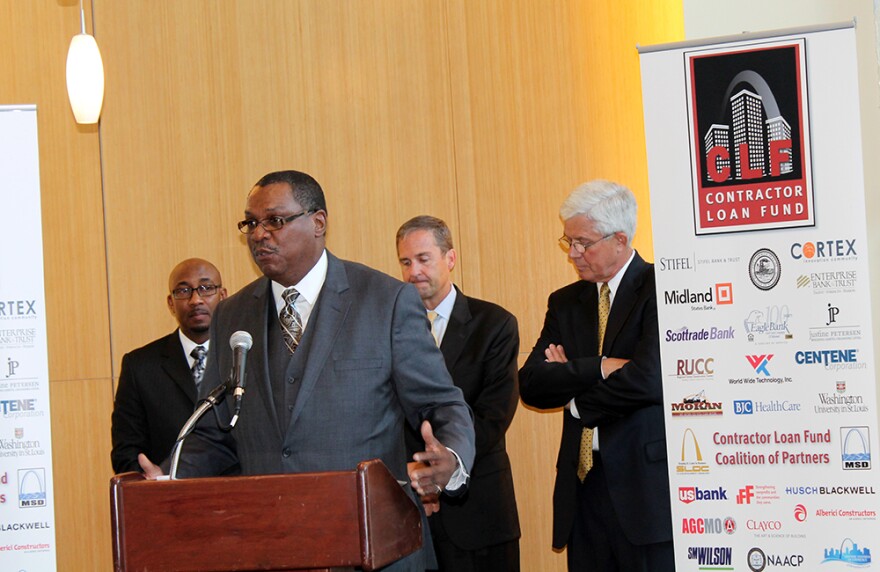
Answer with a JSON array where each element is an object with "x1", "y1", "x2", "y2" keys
[{"x1": 574, "y1": 298, "x2": 662, "y2": 425}]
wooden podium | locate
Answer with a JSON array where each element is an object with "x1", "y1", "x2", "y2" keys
[{"x1": 110, "y1": 459, "x2": 422, "y2": 571}]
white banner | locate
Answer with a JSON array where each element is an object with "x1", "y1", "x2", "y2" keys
[
  {"x1": 0, "y1": 106, "x2": 58, "y2": 570},
  {"x1": 641, "y1": 24, "x2": 879, "y2": 570}
]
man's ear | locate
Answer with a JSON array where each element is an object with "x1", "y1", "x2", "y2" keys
[
  {"x1": 312, "y1": 210, "x2": 328, "y2": 237},
  {"x1": 446, "y1": 248, "x2": 457, "y2": 272}
]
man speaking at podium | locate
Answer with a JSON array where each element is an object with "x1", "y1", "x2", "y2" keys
[{"x1": 140, "y1": 170, "x2": 475, "y2": 571}]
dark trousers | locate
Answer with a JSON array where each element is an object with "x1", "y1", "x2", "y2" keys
[
  {"x1": 566, "y1": 453, "x2": 673, "y2": 572},
  {"x1": 428, "y1": 511, "x2": 520, "y2": 572}
]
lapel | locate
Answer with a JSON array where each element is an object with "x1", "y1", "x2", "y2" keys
[
  {"x1": 161, "y1": 332, "x2": 198, "y2": 404},
  {"x1": 602, "y1": 252, "x2": 648, "y2": 354},
  {"x1": 439, "y1": 286, "x2": 470, "y2": 370},
  {"x1": 287, "y1": 252, "x2": 350, "y2": 431},
  {"x1": 248, "y1": 278, "x2": 284, "y2": 440},
  {"x1": 575, "y1": 282, "x2": 600, "y2": 358}
]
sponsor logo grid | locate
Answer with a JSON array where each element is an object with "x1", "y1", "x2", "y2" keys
[
  {"x1": 645, "y1": 33, "x2": 880, "y2": 570},
  {"x1": 0, "y1": 106, "x2": 57, "y2": 568}
]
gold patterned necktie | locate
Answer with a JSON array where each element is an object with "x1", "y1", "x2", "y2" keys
[
  {"x1": 426, "y1": 310, "x2": 440, "y2": 347},
  {"x1": 578, "y1": 282, "x2": 610, "y2": 482},
  {"x1": 280, "y1": 288, "x2": 303, "y2": 354}
]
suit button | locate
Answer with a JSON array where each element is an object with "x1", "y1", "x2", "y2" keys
[
  {"x1": 287, "y1": 376, "x2": 295, "y2": 384},
  {"x1": 282, "y1": 448, "x2": 291, "y2": 458},
  {"x1": 287, "y1": 404, "x2": 294, "y2": 412}
]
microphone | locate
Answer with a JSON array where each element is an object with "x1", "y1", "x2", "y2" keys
[
  {"x1": 168, "y1": 330, "x2": 253, "y2": 477},
  {"x1": 229, "y1": 330, "x2": 253, "y2": 427}
]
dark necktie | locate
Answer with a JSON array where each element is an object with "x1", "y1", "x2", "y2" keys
[
  {"x1": 578, "y1": 282, "x2": 610, "y2": 481},
  {"x1": 280, "y1": 288, "x2": 303, "y2": 354},
  {"x1": 190, "y1": 345, "x2": 207, "y2": 385}
]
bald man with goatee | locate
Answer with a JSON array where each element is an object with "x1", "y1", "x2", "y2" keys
[{"x1": 111, "y1": 258, "x2": 227, "y2": 473}]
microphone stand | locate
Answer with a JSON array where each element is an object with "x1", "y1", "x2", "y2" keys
[{"x1": 168, "y1": 379, "x2": 234, "y2": 480}]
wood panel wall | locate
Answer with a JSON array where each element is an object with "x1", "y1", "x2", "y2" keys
[
  {"x1": 0, "y1": 1, "x2": 683, "y2": 569},
  {"x1": 0, "y1": 1, "x2": 112, "y2": 569}
]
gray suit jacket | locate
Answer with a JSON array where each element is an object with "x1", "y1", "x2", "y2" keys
[{"x1": 178, "y1": 250, "x2": 475, "y2": 500}]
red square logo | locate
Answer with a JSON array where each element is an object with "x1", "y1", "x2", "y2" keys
[{"x1": 715, "y1": 283, "x2": 733, "y2": 305}]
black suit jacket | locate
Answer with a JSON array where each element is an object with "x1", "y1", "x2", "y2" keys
[
  {"x1": 407, "y1": 287, "x2": 521, "y2": 550},
  {"x1": 519, "y1": 252, "x2": 671, "y2": 548},
  {"x1": 111, "y1": 331, "x2": 198, "y2": 474}
]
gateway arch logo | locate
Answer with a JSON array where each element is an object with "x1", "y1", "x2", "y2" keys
[
  {"x1": 18, "y1": 467, "x2": 47, "y2": 508},
  {"x1": 841, "y1": 426, "x2": 871, "y2": 470},
  {"x1": 678, "y1": 427, "x2": 710, "y2": 475},
  {"x1": 685, "y1": 39, "x2": 814, "y2": 235}
]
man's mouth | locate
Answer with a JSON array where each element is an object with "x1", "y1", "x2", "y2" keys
[{"x1": 253, "y1": 247, "x2": 277, "y2": 258}]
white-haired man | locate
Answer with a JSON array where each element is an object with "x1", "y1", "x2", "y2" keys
[{"x1": 520, "y1": 180, "x2": 672, "y2": 571}]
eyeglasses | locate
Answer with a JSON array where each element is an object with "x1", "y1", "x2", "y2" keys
[
  {"x1": 237, "y1": 211, "x2": 311, "y2": 234},
  {"x1": 559, "y1": 233, "x2": 613, "y2": 254},
  {"x1": 171, "y1": 284, "x2": 222, "y2": 300}
]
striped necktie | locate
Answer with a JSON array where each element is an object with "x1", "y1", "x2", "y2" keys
[
  {"x1": 190, "y1": 345, "x2": 207, "y2": 385},
  {"x1": 280, "y1": 288, "x2": 303, "y2": 354}
]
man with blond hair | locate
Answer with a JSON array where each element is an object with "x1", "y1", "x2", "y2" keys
[{"x1": 397, "y1": 215, "x2": 520, "y2": 571}]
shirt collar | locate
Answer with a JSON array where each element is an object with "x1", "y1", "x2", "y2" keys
[
  {"x1": 432, "y1": 284, "x2": 457, "y2": 321},
  {"x1": 271, "y1": 249, "x2": 328, "y2": 316},
  {"x1": 602, "y1": 249, "x2": 636, "y2": 304},
  {"x1": 178, "y1": 330, "x2": 209, "y2": 363}
]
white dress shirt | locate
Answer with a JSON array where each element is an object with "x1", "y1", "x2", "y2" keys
[
  {"x1": 427, "y1": 285, "x2": 457, "y2": 346},
  {"x1": 179, "y1": 330, "x2": 211, "y2": 371}
]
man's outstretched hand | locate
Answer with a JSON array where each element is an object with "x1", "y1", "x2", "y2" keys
[
  {"x1": 409, "y1": 420, "x2": 457, "y2": 498},
  {"x1": 408, "y1": 461, "x2": 441, "y2": 515}
]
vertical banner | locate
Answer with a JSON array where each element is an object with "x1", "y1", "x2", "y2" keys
[
  {"x1": 640, "y1": 24, "x2": 878, "y2": 570},
  {"x1": 0, "y1": 106, "x2": 58, "y2": 570}
]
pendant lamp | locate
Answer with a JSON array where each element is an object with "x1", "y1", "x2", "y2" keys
[{"x1": 65, "y1": 1, "x2": 104, "y2": 124}]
